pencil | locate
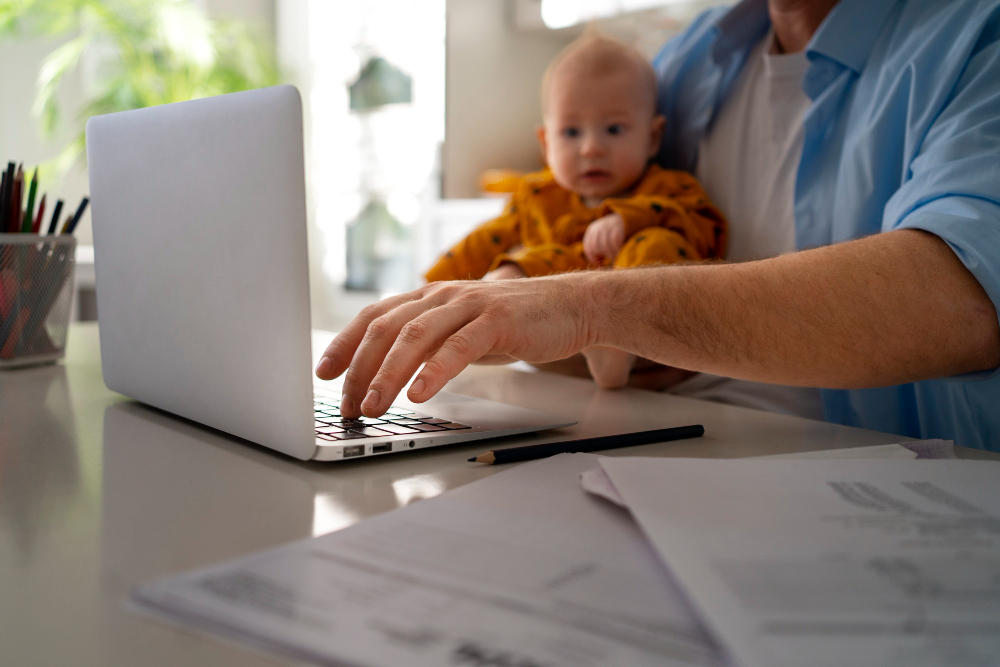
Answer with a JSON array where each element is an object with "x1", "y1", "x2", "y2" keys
[
  {"x1": 0, "y1": 170, "x2": 7, "y2": 232},
  {"x1": 469, "y1": 424, "x2": 705, "y2": 465},
  {"x1": 32, "y1": 194, "x2": 46, "y2": 234},
  {"x1": 9, "y1": 165, "x2": 23, "y2": 234},
  {"x1": 0, "y1": 162, "x2": 13, "y2": 232},
  {"x1": 47, "y1": 199, "x2": 64, "y2": 235},
  {"x1": 62, "y1": 196, "x2": 89, "y2": 235},
  {"x1": 21, "y1": 168, "x2": 38, "y2": 233}
]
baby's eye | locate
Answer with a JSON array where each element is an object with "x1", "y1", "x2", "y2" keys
[
  {"x1": 607, "y1": 124, "x2": 624, "y2": 135},
  {"x1": 562, "y1": 127, "x2": 580, "y2": 138}
]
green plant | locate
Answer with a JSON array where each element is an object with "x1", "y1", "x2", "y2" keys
[{"x1": 0, "y1": 0, "x2": 281, "y2": 173}]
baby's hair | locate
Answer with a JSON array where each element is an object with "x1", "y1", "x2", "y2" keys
[{"x1": 540, "y1": 27, "x2": 658, "y2": 116}]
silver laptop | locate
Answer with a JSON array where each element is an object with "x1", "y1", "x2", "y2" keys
[{"x1": 86, "y1": 85, "x2": 574, "y2": 462}]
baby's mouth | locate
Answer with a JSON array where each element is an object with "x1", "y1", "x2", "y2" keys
[{"x1": 581, "y1": 169, "x2": 611, "y2": 182}]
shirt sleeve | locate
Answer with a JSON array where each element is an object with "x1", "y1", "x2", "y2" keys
[
  {"x1": 598, "y1": 177, "x2": 727, "y2": 260},
  {"x1": 424, "y1": 197, "x2": 523, "y2": 282},
  {"x1": 883, "y1": 33, "x2": 1000, "y2": 379}
]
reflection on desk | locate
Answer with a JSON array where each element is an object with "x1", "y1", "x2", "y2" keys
[{"x1": 0, "y1": 365, "x2": 80, "y2": 556}]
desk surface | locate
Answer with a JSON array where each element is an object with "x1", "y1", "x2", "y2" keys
[{"x1": 2, "y1": 323, "x2": 995, "y2": 666}]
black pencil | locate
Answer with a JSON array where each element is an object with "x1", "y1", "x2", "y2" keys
[
  {"x1": 469, "y1": 424, "x2": 705, "y2": 465},
  {"x1": 47, "y1": 199, "x2": 64, "y2": 235},
  {"x1": 0, "y1": 162, "x2": 14, "y2": 232}
]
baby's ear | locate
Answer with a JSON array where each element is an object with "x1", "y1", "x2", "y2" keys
[
  {"x1": 648, "y1": 115, "x2": 666, "y2": 157},
  {"x1": 535, "y1": 125, "x2": 549, "y2": 163}
]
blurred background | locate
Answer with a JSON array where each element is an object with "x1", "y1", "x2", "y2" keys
[{"x1": 0, "y1": 0, "x2": 727, "y2": 330}]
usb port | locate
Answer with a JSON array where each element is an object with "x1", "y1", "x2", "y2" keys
[
  {"x1": 372, "y1": 443, "x2": 392, "y2": 454},
  {"x1": 343, "y1": 444, "x2": 365, "y2": 458}
]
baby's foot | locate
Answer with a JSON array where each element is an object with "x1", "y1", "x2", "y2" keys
[{"x1": 582, "y1": 346, "x2": 636, "y2": 389}]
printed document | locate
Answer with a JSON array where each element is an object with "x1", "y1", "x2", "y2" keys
[
  {"x1": 600, "y1": 458, "x2": 1000, "y2": 667},
  {"x1": 580, "y1": 442, "x2": 938, "y2": 508},
  {"x1": 133, "y1": 453, "x2": 727, "y2": 667}
]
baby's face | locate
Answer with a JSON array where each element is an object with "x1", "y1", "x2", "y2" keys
[{"x1": 540, "y1": 67, "x2": 663, "y2": 205}]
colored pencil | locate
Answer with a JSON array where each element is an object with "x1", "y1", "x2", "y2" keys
[
  {"x1": 47, "y1": 199, "x2": 64, "y2": 235},
  {"x1": 32, "y1": 194, "x2": 46, "y2": 234},
  {"x1": 468, "y1": 424, "x2": 706, "y2": 465},
  {"x1": 21, "y1": 168, "x2": 38, "y2": 233},
  {"x1": 9, "y1": 165, "x2": 23, "y2": 234}
]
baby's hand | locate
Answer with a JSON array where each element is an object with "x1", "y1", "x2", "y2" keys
[
  {"x1": 583, "y1": 213, "x2": 625, "y2": 266},
  {"x1": 483, "y1": 263, "x2": 527, "y2": 280}
]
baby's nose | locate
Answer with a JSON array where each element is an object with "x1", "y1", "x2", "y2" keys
[{"x1": 580, "y1": 134, "x2": 606, "y2": 156}]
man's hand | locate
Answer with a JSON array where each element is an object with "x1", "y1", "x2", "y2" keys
[
  {"x1": 316, "y1": 230, "x2": 1000, "y2": 422},
  {"x1": 582, "y1": 213, "x2": 625, "y2": 265},
  {"x1": 315, "y1": 275, "x2": 598, "y2": 418}
]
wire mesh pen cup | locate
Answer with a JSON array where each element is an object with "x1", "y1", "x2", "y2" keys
[{"x1": 0, "y1": 234, "x2": 76, "y2": 369}]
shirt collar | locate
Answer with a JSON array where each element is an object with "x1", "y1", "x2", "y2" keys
[
  {"x1": 712, "y1": 0, "x2": 770, "y2": 65},
  {"x1": 712, "y1": 0, "x2": 900, "y2": 75},
  {"x1": 805, "y1": 0, "x2": 901, "y2": 74}
]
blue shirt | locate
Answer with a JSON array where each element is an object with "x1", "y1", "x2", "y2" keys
[{"x1": 653, "y1": 0, "x2": 1000, "y2": 450}]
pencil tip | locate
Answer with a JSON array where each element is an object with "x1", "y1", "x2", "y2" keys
[{"x1": 467, "y1": 457, "x2": 476, "y2": 462}]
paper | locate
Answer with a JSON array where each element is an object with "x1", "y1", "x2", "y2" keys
[
  {"x1": 133, "y1": 454, "x2": 727, "y2": 667},
  {"x1": 579, "y1": 443, "x2": 932, "y2": 509},
  {"x1": 755, "y1": 443, "x2": 918, "y2": 460},
  {"x1": 755, "y1": 440, "x2": 956, "y2": 460},
  {"x1": 601, "y1": 457, "x2": 1000, "y2": 667},
  {"x1": 580, "y1": 465, "x2": 628, "y2": 508},
  {"x1": 897, "y1": 439, "x2": 957, "y2": 459}
]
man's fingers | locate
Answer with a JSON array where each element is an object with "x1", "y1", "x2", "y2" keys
[
  {"x1": 475, "y1": 353, "x2": 518, "y2": 365},
  {"x1": 358, "y1": 303, "x2": 480, "y2": 415},
  {"x1": 338, "y1": 296, "x2": 456, "y2": 417},
  {"x1": 316, "y1": 291, "x2": 417, "y2": 380},
  {"x1": 408, "y1": 318, "x2": 500, "y2": 402}
]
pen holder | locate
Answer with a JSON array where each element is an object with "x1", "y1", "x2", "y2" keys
[{"x1": 0, "y1": 234, "x2": 76, "y2": 369}]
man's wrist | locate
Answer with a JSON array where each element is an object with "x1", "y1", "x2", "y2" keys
[
  {"x1": 575, "y1": 269, "x2": 622, "y2": 349},
  {"x1": 587, "y1": 266, "x2": 684, "y2": 355}
]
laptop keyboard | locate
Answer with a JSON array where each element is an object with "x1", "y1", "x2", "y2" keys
[{"x1": 313, "y1": 395, "x2": 470, "y2": 442}]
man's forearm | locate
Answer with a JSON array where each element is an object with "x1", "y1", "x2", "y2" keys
[{"x1": 592, "y1": 229, "x2": 1000, "y2": 388}]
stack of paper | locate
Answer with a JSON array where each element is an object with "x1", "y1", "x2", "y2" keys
[
  {"x1": 597, "y1": 455, "x2": 1000, "y2": 667},
  {"x1": 135, "y1": 453, "x2": 727, "y2": 667},
  {"x1": 133, "y1": 442, "x2": 1000, "y2": 667}
]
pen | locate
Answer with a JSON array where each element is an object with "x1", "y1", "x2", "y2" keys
[
  {"x1": 62, "y1": 197, "x2": 89, "y2": 235},
  {"x1": 469, "y1": 424, "x2": 705, "y2": 465},
  {"x1": 21, "y1": 168, "x2": 38, "y2": 233},
  {"x1": 47, "y1": 199, "x2": 64, "y2": 235}
]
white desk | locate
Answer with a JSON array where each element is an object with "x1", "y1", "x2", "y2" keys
[{"x1": 2, "y1": 323, "x2": 995, "y2": 666}]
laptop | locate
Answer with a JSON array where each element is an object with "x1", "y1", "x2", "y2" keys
[{"x1": 86, "y1": 85, "x2": 575, "y2": 462}]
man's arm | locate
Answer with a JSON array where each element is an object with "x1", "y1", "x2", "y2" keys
[
  {"x1": 602, "y1": 229, "x2": 999, "y2": 388},
  {"x1": 318, "y1": 229, "x2": 1000, "y2": 418}
]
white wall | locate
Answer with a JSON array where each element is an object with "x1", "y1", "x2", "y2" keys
[{"x1": 443, "y1": 0, "x2": 575, "y2": 198}]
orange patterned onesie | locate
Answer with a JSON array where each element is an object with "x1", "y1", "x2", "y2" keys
[{"x1": 425, "y1": 164, "x2": 726, "y2": 282}]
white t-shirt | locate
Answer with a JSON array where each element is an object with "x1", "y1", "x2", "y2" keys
[{"x1": 667, "y1": 31, "x2": 825, "y2": 420}]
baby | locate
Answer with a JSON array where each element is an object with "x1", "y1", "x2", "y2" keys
[{"x1": 425, "y1": 33, "x2": 726, "y2": 388}]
